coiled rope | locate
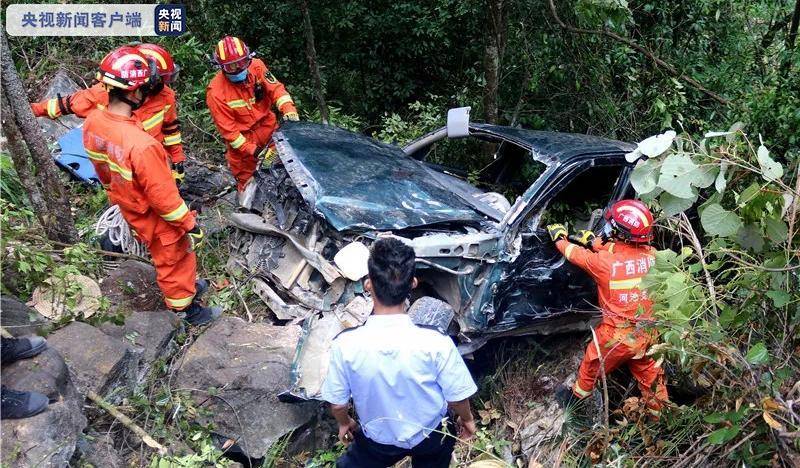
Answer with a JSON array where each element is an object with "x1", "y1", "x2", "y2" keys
[{"x1": 95, "y1": 205, "x2": 148, "y2": 257}]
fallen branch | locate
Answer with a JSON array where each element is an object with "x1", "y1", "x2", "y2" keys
[
  {"x1": 547, "y1": 0, "x2": 729, "y2": 105},
  {"x1": 87, "y1": 390, "x2": 168, "y2": 456}
]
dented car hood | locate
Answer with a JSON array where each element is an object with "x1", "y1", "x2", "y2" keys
[{"x1": 272, "y1": 122, "x2": 489, "y2": 232}]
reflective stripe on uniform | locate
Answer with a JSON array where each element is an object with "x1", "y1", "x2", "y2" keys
[
  {"x1": 47, "y1": 98, "x2": 59, "y2": 118},
  {"x1": 163, "y1": 133, "x2": 182, "y2": 146},
  {"x1": 564, "y1": 243, "x2": 577, "y2": 260},
  {"x1": 142, "y1": 105, "x2": 170, "y2": 131},
  {"x1": 85, "y1": 149, "x2": 133, "y2": 181},
  {"x1": 226, "y1": 99, "x2": 249, "y2": 109},
  {"x1": 573, "y1": 382, "x2": 592, "y2": 397},
  {"x1": 161, "y1": 201, "x2": 189, "y2": 222},
  {"x1": 165, "y1": 294, "x2": 194, "y2": 309},
  {"x1": 230, "y1": 134, "x2": 246, "y2": 149},
  {"x1": 609, "y1": 277, "x2": 642, "y2": 290},
  {"x1": 275, "y1": 94, "x2": 293, "y2": 109},
  {"x1": 608, "y1": 243, "x2": 616, "y2": 253}
]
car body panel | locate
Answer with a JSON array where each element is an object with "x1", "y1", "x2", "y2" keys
[{"x1": 272, "y1": 123, "x2": 491, "y2": 232}]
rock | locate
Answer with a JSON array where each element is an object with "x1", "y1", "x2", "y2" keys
[
  {"x1": 75, "y1": 431, "x2": 125, "y2": 468},
  {"x1": 35, "y1": 70, "x2": 83, "y2": 141},
  {"x1": 47, "y1": 322, "x2": 140, "y2": 399},
  {"x1": 100, "y1": 260, "x2": 163, "y2": 315},
  {"x1": 98, "y1": 310, "x2": 180, "y2": 379},
  {"x1": 174, "y1": 316, "x2": 317, "y2": 459},
  {"x1": 0, "y1": 295, "x2": 51, "y2": 337},
  {"x1": 1, "y1": 348, "x2": 87, "y2": 467}
]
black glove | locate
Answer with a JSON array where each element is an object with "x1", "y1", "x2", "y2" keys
[
  {"x1": 187, "y1": 226, "x2": 204, "y2": 251},
  {"x1": 546, "y1": 223, "x2": 568, "y2": 242},
  {"x1": 172, "y1": 161, "x2": 185, "y2": 187},
  {"x1": 569, "y1": 229, "x2": 596, "y2": 248}
]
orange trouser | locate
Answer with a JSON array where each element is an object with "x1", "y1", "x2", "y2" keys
[
  {"x1": 226, "y1": 147, "x2": 258, "y2": 192},
  {"x1": 147, "y1": 233, "x2": 197, "y2": 311},
  {"x1": 572, "y1": 322, "x2": 668, "y2": 417}
]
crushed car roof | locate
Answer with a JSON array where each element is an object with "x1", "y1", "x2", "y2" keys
[
  {"x1": 469, "y1": 124, "x2": 635, "y2": 164},
  {"x1": 273, "y1": 122, "x2": 489, "y2": 232}
]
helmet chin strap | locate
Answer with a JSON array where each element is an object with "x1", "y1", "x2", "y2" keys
[{"x1": 118, "y1": 92, "x2": 146, "y2": 110}]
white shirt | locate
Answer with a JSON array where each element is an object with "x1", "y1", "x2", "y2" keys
[{"x1": 321, "y1": 314, "x2": 477, "y2": 449}]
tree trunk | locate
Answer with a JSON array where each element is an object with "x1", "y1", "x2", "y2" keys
[
  {"x1": 1, "y1": 30, "x2": 77, "y2": 243},
  {"x1": 300, "y1": 0, "x2": 329, "y2": 124},
  {"x1": 482, "y1": 0, "x2": 505, "y2": 125},
  {"x1": 1, "y1": 97, "x2": 49, "y2": 218},
  {"x1": 788, "y1": 0, "x2": 800, "y2": 51}
]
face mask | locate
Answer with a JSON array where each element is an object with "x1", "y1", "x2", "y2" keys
[{"x1": 226, "y1": 69, "x2": 248, "y2": 83}]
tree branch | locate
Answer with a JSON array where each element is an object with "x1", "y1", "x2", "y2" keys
[{"x1": 547, "y1": 0, "x2": 729, "y2": 105}]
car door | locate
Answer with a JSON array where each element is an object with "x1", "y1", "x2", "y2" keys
[{"x1": 488, "y1": 157, "x2": 632, "y2": 333}]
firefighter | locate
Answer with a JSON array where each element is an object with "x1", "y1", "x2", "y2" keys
[
  {"x1": 31, "y1": 43, "x2": 187, "y2": 186},
  {"x1": 82, "y1": 46, "x2": 221, "y2": 325},
  {"x1": 548, "y1": 199, "x2": 669, "y2": 419},
  {"x1": 206, "y1": 36, "x2": 299, "y2": 192}
]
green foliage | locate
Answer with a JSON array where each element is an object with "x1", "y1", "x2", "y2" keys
[
  {"x1": 0, "y1": 153, "x2": 28, "y2": 207},
  {"x1": 630, "y1": 127, "x2": 799, "y2": 465}
]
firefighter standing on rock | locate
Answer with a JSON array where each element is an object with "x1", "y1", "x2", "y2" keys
[
  {"x1": 206, "y1": 36, "x2": 299, "y2": 192},
  {"x1": 82, "y1": 46, "x2": 221, "y2": 326},
  {"x1": 548, "y1": 199, "x2": 669, "y2": 418}
]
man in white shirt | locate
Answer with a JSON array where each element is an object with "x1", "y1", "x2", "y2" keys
[{"x1": 321, "y1": 238, "x2": 478, "y2": 467}]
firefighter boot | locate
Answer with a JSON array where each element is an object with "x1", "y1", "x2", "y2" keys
[{"x1": 183, "y1": 300, "x2": 222, "y2": 326}]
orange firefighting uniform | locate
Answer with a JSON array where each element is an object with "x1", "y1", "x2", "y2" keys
[
  {"x1": 83, "y1": 108, "x2": 197, "y2": 310},
  {"x1": 32, "y1": 83, "x2": 186, "y2": 164},
  {"x1": 206, "y1": 58, "x2": 297, "y2": 191},
  {"x1": 556, "y1": 238, "x2": 669, "y2": 417}
]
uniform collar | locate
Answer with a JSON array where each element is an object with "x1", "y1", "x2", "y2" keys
[{"x1": 365, "y1": 313, "x2": 413, "y2": 328}]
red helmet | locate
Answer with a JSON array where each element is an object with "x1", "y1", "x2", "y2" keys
[
  {"x1": 604, "y1": 199, "x2": 654, "y2": 243},
  {"x1": 212, "y1": 36, "x2": 252, "y2": 74},
  {"x1": 136, "y1": 43, "x2": 179, "y2": 84},
  {"x1": 96, "y1": 46, "x2": 153, "y2": 91}
]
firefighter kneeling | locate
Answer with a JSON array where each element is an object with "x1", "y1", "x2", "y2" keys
[
  {"x1": 83, "y1": 46, "x2": 221, "y2": 326},
  {"x1": 548, "y1": 199, "x2": 669, "y2": 419}
]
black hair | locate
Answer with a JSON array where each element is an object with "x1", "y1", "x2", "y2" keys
[{"x1": 367, "y1": 238, "x2": 416, "y2": 306}]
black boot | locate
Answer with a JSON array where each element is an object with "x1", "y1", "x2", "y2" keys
[
  {"x1": 195, "y1": 278, "x2": 210, "y2": 300},
  {"x1": 1, "y1": 336, "x2": 47, "y2": 365},
  {"x1": 183, "y1": 301, "x2": 222, "y2": 326},
  {"x1": 1, "y1": 386, "x2": 49, "y2": 420}
]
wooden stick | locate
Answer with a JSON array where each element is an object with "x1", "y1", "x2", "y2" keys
[{"x1": 87, "y1": 390, "x2": 168, "y2": 456}]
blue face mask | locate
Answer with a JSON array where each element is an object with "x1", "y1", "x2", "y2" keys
[{"x1": 226, "y1": 69, "x2": 248, "y2": 83}]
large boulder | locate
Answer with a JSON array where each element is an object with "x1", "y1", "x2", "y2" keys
[
  {"x1": 174, "y1": 316, "x2": 317, "y2": 458},
  {"x1": 1, "y1": 348, "x2": 87, "y2": 467},
  {"x1": 100, "y1": 260, "x2": 163, "y2": 315},
  {"x1": 34, "y1": 70, "x2": 83, "y2": 141},
  {"x1": 47, "y1": 322, "x2": 140, "y2": 399},
  {"x1": 0, "y1": 295, "x2": 50, "y2": 337}
]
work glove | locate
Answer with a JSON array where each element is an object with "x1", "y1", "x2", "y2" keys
[
  {"x1": 172, "y1": 161, "x2": 185, "y2": 187},
  {"x1": 258, "y1": 146, "x2": 279, "y2": 168},
  {"x1": 187, "y1": 226, "x2": 205, "y2": 251},
  {"x1": 546, "y1": 223, "x2": 568, "y2": 242},
  {"x1": 569, "y1": 229, "x2": 596, "y2": 248},
  {"x1": 282, "y1": 111, "x2": 299, "y2": 122}
]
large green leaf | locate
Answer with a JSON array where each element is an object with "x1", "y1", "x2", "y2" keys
[
  {"x1": 766, "y1": 290, "x2": 791, "y2": 308},
  {"x1": 765, "y1": 216, "x2": 788, "y2": 243},
  {"x1": 701, "y1": 203, "x2": 743, "y2": 237},
  {"x1": 737, "y1": 182, "x2": 761, "y2": 207},
  {"x1": 692, "y1": 164, "x2": 718, "y2": 188},
  {"x1": 708, "y1": 426, "x2": 740, "y2": 445},
  {"x1": 659, "y1": 192, "x2": 695, "y2": 217},
  {"x1": 736, "y1": 224, "x2": 764, "y2": 252},
  {"x1": 658, "y1": 153, "x2": 699, "y2": 198},
  {"x1": 757, "y1": 145, "x2": 783, "y2": 182},
  {"x1": 745, "y1": 342, "x2": 769, "y2": 365},
  {"x1": 630, "y1": 159, "x2": 661, "y2": 195}
]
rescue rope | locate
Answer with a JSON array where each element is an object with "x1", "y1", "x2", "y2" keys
[{"x1": 95, "y1": 205, "x2": 148, "y2": 258}]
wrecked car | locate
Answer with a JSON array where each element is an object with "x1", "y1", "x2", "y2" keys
[{"x1": 227, "y1": 108, "x2": 636, "y2": 400}]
